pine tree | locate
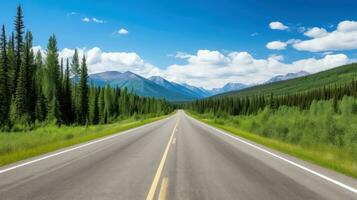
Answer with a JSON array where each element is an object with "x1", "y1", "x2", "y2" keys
[
  {"x1": 89, "y1": 87, "x2": 99, "y2": 124},
  {"x1": 98, "y1": 87, "x2": 105, "y2": 124},
  {"x1": 71, "y1": 49, "x2": 80, "y2": 121},
  {"x1": 104, "y1": 86, "x2": 112, "y2": 120},
  {"x1": 7, "y1": 32, "x2": 16, "y2": 94},
  {"x1": 45, "y1": 35, "x2": 61, "y2": 122},
  {"x1": 11, "y1": 44, "x2": 29, "y2": 124},
  {"x1": 34, "y1": 50, "x2": 47, "y2": 121},
  {"x1": 70, "y1": 49, "x2": 80, "y2": 76},
  {"x1": 14, "y1": 5, "x2": 24, "y2": 92},
  {"x1": 78, "y1": 55, "x2": 88, "y2": 124},
  {"x1": 60, "y1": 58, "x2": 63, "y2": 82},
  {"x1": 0, "y1": 25, "x2": 10, "y2": 124},
  {"x1": 62, "y1": 58, "x2": 73, "y2": 124},
  {"x1": 23, "y1": 31, "x2": 36, "y2": 120}
]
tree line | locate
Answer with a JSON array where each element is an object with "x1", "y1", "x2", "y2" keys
[
  {"x1": 189, "y1": 79, "x2": 357, "y2": 116},
  {"x1": 0, "y1": 5, "x2": 172, "y2": 129}
]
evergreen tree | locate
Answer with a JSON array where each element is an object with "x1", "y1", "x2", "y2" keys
[
  {"x1": 104, "y1": 85, "x2": 113, "y2": 120},
  {"x1": 11, "y1": 43, "x2": 29, "y2": 124},
  {"x1": 71, "y1": 49, "x2": 80, "y2": 121},
  {"x1": 23, "y1": 31, "x2": 36, "y2": 120},
  {"x1": 60, "y1": 58, "x2": 63, "y2": 82},
  {"x1": 45, "y1": 35, "x2": 61, "y2": 122},
  {"x1": 78, "y1": 55, "x2": 88, "y2": 124},
  {"x1": 62, "y1": 58, "x2": 73, "y2": 124},
  {"x1": 70, "y1": 49, "x2": 80, "y2": 76},
  {"x1": 14, "y1": 5, "x2": 24, "y2": 92},
  {"x1": 89, "y1": 87, "x2": 99, "y2": 124},
  {"x1": 34, "y1": 50, "x2": 47, "y2": 121},
  {"x1": 7, "y1": 32, "x2": 16, "y2": 94},
  {"x1": 0, "y1": 25, "x2": 10, "y2": 124}
]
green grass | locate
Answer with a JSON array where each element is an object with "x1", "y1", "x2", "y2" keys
[
  {"x1": 0, "y1": 114, "x2": 171, "y2": 167},
  {"x1": 217, "y1": 63, "x2": 357, "y2": 98},
  {"x1": 187, "y1": 111, "x2": 357, "y2": 178}
]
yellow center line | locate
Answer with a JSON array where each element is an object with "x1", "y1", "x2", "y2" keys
[
  {"x1": 158, "y1": 177, "x2": 169, "y2": 200},
  {"x1": 146, "y1": 120, "x2": 179, "y2": 200}
]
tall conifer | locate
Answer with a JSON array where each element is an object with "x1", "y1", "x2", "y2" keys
[{"x1": 0, "y1": 25, "x2": 9, "y2": 124}]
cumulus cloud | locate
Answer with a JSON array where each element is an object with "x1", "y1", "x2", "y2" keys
[
  {"x1": 32, "y1": 46, "x2": 161, "y2": 77},
  {"x1": 269, "y1": 21, "x2": 289, "y2": 30},
  {"x1": 117, "y1": 28, "x2": 129, "y2": 35},
  {"x1": 304, "y1": 27, "x2": 328, "y2": 38},
  {"x1": 266, "y1": 41, "x2": 287, "y2": 50},
  {"x1": 82, "y1": 17, "x2": 90, "y2": 22},
  {"x1": 161, "y1": 50, "x2": 351, "y2": 89},
  {"x1": 293, "y1": 20, "x2": 357, "y2": 52},
  {"x1": 31, "y1": 47, "x2": 352, "y2": 89},
  {"x1": 185, "y1": 50, "x2": 228, "y2": 65}
]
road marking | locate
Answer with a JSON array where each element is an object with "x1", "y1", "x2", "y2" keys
[
  {"x1": 186, "y1": 113, "x2": 357, "y2": 195},
  {"x1": 146, "y1": 121, "x2": 178, "y2": 200},
  {"x1": 172, "y1": 138, "x2": 176, "y2": 144},
  {"x1": 158, "y1": 177, "x2": 169, "y2": 200},
  {"x1": 0, "y1": 116, "x2": 175, "y2": 175}
]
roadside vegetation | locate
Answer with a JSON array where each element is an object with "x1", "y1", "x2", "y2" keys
[
  {"x1": 187, "y1": 67, "x2": 357, "y2": 177},
  {"x1": 189, "y1": 96, "x2": 357, "y2": 177},
  {"x1": 0, "y1": 114, "x2": 171, "y2": 167}
]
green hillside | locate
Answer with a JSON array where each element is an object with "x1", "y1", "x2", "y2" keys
[{"x1": 217, "y1": 63, "x2": 357, "y2": 98}]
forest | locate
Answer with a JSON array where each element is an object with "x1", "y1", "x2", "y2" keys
[{"x1": 0, "y1": 5, "x2": 172, "y2": 132}]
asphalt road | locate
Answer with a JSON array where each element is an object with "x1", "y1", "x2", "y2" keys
[{"x1": 0, "y1": 110, "x2": 356, "y2": 200}]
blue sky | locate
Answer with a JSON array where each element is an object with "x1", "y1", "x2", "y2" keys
[{"x1": 1, "y1": 0, "x2": 357, "y2": 88}]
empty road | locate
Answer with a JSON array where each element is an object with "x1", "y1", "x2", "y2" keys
[{"x1": 0, "y1": 110, "x2": 356, "y2": 200}]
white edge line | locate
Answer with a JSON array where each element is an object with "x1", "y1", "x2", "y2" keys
[
  {"x1": 0, "y1": 115, "x2": 174, "y2": 174},
  {"x1": 186, "y1": 113, "x2": 357, "y2": 195}
]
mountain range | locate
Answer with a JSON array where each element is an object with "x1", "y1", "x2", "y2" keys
[
  {"x1": 265, "y1": 71, "x2": 309, "y2": 83},
  {"x1": 80, "y1": 70, "x2": 309, "y2": 101}
]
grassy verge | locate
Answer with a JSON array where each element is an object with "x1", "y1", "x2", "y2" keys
[
  {"x1": 187, "y1": 111, "x2": 357, "y2": 178},
  {"x1": 0, "y1": 114, "x2": 171, "y2": 167}
]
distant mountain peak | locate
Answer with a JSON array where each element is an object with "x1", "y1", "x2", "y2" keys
[
  {"x1": 266, "y1": 71, "x2": 310, "y2": 83},
  {"x1": 149, "y1": 76, "x2": 167, "y2": 83},
  {"x1": 80, "y1": 71, "x2": 256, "y2": 101},
  {"x1": 122, "y1": 71, "x2": 143, "y2": 80},
  {"x1": 209, "y1": 82, "x2": 248, "y2": 95}
]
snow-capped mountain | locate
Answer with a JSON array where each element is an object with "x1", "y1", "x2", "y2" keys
[{"x1": 266, "y1": 71, "x2": 310, "y2": 83}]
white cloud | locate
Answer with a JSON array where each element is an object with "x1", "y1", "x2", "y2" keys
[
  {"x1": 82, "y1": 17, "x2": 90, "y2": 22},
  {"x1": 269, "y1": 21, "x2": 289, "y2": 30},
  {"x1": 160, "y1": 50, "x2": 351, "y2": 89},
  {"x1": 32, "y1": 46, "x2": 161, "y2": 77},
  {"x1": 293, "y1": 20, "x2": 357, "y2": 52},
  {"x1": 266, "y1": 41, "x2": 287, "y2": 50},
  {"x1": 286, "y1": 39, "x2": 301, "y2": 44},
  {"x1": 81, "y1": 17, "x2": 106, "y2": 24},
  {"x1": 175, "y1": 52, "x2": 191, "y2": 59},
  {"x1": 117, "y1": 28, "x2": 129, "y2": 35},
  {"x1": 304, "y1": 27, "x2": 328, "y2": 38},
  {"x1": 186, "y1": 50, "x2": 228, "y2": 65},
  {"x1": 92, "y1": 18, "x2": 105, "y2": 24},
  {"x1": 31, "y1": 47, "x2": 352, "y2": 89}
]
